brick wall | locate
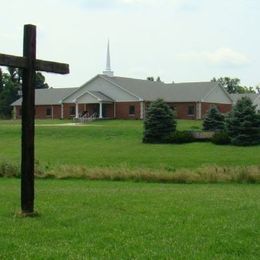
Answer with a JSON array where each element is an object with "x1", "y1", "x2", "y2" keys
[
  {"x1": 144, "y1": 102, "x2": 197, "y2": 120},
  {"x1": 144, "y1": 102, "x2": 231, "y2": 120},
  {"x1": 168, "y1": 102, "x2": 197, "y2": 119},
  {"x1": 116, "y1": 102, "x2": 141, "y2": 119},
  {"x1": 15, "y1": 105, "x2": 62, "y2": 119},
  {"x1": 14, "y1": 101, "x2": 232, "y2": 120},
  {"x1": 201, "y1": 102, "x2": 232, "y2": 117},
  {"x1": 63, "y1": 103, "x2": 80, "y2": 119}
]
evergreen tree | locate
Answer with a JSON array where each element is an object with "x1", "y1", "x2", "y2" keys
[
  {"x1": 143, "y1": 99, "x2": 176, "y2": 143},
  {"x1": 203, "y1": 106, "x2": 225, "y2": 131},
  {"x1": 226, "y1": 97, "x2": 260, "y2": 146},
  {"x1": 0, "y1": 68, "x2": 3, "y2": 92}
]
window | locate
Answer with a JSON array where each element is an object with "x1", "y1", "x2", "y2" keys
[
  {"x1": 188, "y1": 105, "x2": 195, "y2": 116},
  {"x1": 129, "y1": 105, "x2": 135, "y2": 115},
  {"x1": 69, "y1": 106, "x2": 75, "y2": 116},
  {"x1": 210, "y1": 104, "x2": 217, "y2": 109},
  {"x1": 46, "y1": 107, "x2": 51, "y2": 116},
  {"x1": 170, "y1": 106, "x2": 177, "y2": 111},
  {"x1": 19, "y1": 108, "x2": 22, "y2": 116}
]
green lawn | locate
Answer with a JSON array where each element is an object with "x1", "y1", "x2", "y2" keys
[
  {"x1": 0, "y1": 179, "x2": 259, "y2": 259},
  {"x1": 0, "y1": 119, "x2": 259, "y2": 170}
]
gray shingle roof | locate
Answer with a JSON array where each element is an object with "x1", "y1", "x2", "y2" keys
[
  {"x1": 101, "y1": 75, "x2": 219, "y2": 102},
  {"x1": 11, "y1": 74, "x2": 229, "y2": 106},
  {"x1": 11, "y1": 87, "x2": 77, "y2": 106}
]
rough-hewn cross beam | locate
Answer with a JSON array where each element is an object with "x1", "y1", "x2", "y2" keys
[
  {"x1": 0, "y1": 53, "x2": 69, "y2": 74},
  {"x1": 0, "y1": 24, "x2": 69, "y2": 216}
]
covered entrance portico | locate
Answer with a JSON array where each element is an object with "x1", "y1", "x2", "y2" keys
[{"x1": 73, "y1": 90, "x2": 115, "y2": 119}]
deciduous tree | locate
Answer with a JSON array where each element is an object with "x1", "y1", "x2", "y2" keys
[{"x1": 212, "y1": 77, "x2": 256, "y2": 94}]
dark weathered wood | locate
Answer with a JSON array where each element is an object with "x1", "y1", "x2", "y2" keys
[
  {"x1": 0, "y1": 53, "x2": 69, "y2": 74},
  {"x1": 21, "y1": 24, "x2": 36, "y2": 214},
  {"x1": 1, "y1": 24, "x2": 69, "y2": 215},
  {"x1": 0, "y1": 53, "x2": 27, "y2": 68},
  {"x1": 36, "y1": 59, "x2": 69, "y2": 74}
]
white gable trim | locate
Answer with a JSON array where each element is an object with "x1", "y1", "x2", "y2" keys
[
  {"x1": 99, "y1": 75, "x2": 144, "y2": 101},
  {"x1": 73, "y1": 90, "x2": 101, "y2": 103},
  {"x1": 59, "y1": 75, "x2": 100, "y2": 103}
]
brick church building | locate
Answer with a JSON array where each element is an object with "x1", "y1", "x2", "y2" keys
[{"x1": 12, "y1": 43, "x2": 233, "y2": 120}]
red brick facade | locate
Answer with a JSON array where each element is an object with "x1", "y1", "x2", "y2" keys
[
  {"x1": 166, "y1": 102, "x2": 197, "y2": 119},
  {"x1": 201, "y1": 102, "x2": 232, "y2": 117},
  {"x1": 15, "y1": 105, "x2": 62, "y2": 119},
  {"x1": 14, "y1": 101, "x2": 232, "y2": 120},
  {"x1": 116, "y1": 102, "x2": 141, "y2": 119}
]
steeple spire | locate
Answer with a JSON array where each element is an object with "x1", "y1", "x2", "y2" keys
[{"x1": 103, "y1": 40, "x2": 114, "y2": 77}]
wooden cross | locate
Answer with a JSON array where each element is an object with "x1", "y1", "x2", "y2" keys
[{"x1": 0, "y1": 24, "x2": 69, "y2": 215}]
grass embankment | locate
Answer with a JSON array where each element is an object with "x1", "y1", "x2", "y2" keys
[
  {"x1": 0, "y1": 119, "x2": 260, "y2": 182},
  {"x1": 0, "y1": 179, "x2": 259, "y2": 259}
]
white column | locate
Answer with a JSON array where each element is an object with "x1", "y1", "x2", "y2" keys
[
  {"x1": 140, "y1": 101, "x2": 144, "y2": 119},
  {"x1": 75, "y1": 102, "x2": 79, "y2": 118},
  {"x1": 13, "y1": 106, "x2": 17, "y2": 119},
  {"x1": 196, "y1": 102, "x2": 202, "y2": 120},
  {"x1": 99, "y1": 102, "x2": 103, "y2": 119},
  {"x1": 61, "y1": 104, "x2": 64, "y2": 119}
]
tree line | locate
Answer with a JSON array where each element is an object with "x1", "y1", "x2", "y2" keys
[
  {"x1": 143, "y1": 97, "x2": 260, "y2": 146},
  {"x1": 211, "y1": 77, "x2": 259, "y2": 94},
  {"x1": 0, "y1": 67, "x2": 49, "y2": 118}
]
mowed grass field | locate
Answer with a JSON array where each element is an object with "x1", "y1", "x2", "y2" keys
[
  {"x1": 0, "y1": 179, "x2": 259, "y2": 259},
  {"x1": 0, "y1": 119, "x2": 260, "y2": 170},
  {"x1": 0, "y1": 120, "x2": 259, "y2": 258}
]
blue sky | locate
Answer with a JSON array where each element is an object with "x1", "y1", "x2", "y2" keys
[{"x1": 0, "y1": 0, "x2": 259, "y2": 88}]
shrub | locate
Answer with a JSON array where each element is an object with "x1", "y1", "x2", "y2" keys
[
  {"x1": 211, "y1": 131, "x2": 231, "y2": 145},
  {"x1": 203, "y1": 106, "x2": 225, "y2": 131},
  {"x1": 170, "y1": 131, "x2": 194, "y2": 144},
  {"x1": 0, "y1": 161, "x2": 20, "y2": 177},
  {"x1": 143, "y1": 99, "x2": 176, "y2": 143},
  {"x1": 226, "y1": 97, "x2": 260, "y2": 146}
]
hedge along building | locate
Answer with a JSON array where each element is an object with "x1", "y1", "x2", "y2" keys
[{"x1": 12, "y1": 42, "x2": 233, "y2": 120}]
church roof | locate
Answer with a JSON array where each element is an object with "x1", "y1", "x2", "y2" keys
[
  {"x1": 11, "y1": 87, "x2": 77, "y2": 106},
  {"x1": 101, "y1": 75, "x2": 221, "y2": 102},
  {"x1": 11, "y1": 74, "x2": 232, "y2": 106}
]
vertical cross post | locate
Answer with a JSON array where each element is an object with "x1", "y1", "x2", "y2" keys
[
  {"x1": 21, "y1": 25, "x2": 36, "y2": 214},
  {"x1": 0, "y1": 24, "x2": 69, "y2": 216}
]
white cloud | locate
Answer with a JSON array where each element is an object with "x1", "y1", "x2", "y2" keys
[
  {"x1": 178, "y1": 48, "x2": 250, "y2": 67},
  {"x1": 206, "y1": 48, "x2": 250, "y2": 66},
  {"x1": 0, "y1": 0, "x2": 259, "y2": 87}
]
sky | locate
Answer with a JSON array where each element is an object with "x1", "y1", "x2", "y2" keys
[{"x1": 0, "y1": 0, "x2": 259, "y2": 88}]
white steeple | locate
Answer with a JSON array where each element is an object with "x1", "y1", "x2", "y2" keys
[{"x1": 103, "y1": 40, "x2": 114, "y2": 77}]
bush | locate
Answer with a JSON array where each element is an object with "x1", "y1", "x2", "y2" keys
[
  {"x1": 226, "y1": 97, "x2": 260, "y2": 146},
  {"x1": 170, "y1": 131, "x2": 194, "y2": 144},
  {"x1": 203, "y1": 106, "x2": 225, "y2": 131},
  {"x1": 211, "y1": 131, "x2": 231, "y2": 145},
  {"x1": 0, "y1": 161, "x2": 20, "y2": 177},
  {"x1": 143, "y1": 99, "x2": 176, "y2": 143}
]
